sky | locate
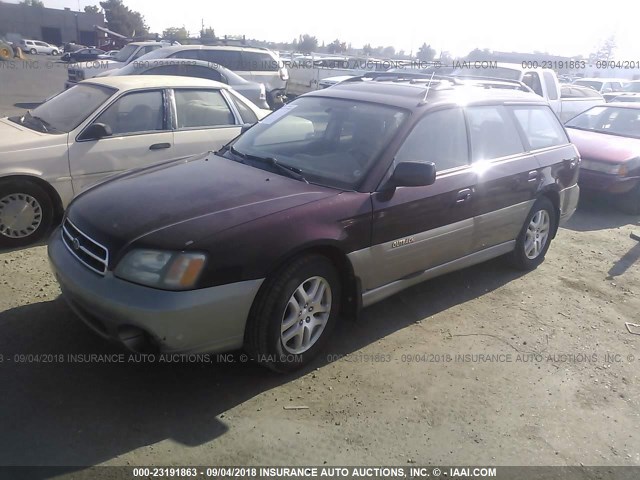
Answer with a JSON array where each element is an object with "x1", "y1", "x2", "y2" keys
[{"x1": 8, "y1": 0, "x2": 639, "y2": 59}]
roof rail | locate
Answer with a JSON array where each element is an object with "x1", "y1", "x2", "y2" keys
[{"x1": 341, "y1": 71, "x2": 531, "y2": 92}]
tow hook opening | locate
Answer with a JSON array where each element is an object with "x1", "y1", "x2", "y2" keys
[{"x1": 117, "y1": 326, "x2": 160, "y2": 354}]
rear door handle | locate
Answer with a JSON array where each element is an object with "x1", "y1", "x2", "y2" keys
[
  {"x1": 456, "y1": 188, "x2": 473, "y2": 203},
  {"x1": 149, "y1": 143, "x2": 171, "y2": 150},
  {"x1": 528, "y1": 170, "x2": 538, "y2": 182}
]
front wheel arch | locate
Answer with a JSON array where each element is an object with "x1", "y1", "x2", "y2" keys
[{"x1": 0, "y1": 175, "x2": 64, "y2": 224}]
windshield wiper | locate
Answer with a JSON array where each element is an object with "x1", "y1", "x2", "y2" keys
[
  {"x1": 23, "y1": 111, "x2": 54, "y2": 133},
  {"x1": 229, "y1": 148, "x2": 309, "y2": 183}
]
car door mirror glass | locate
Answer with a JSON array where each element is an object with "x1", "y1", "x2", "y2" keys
[
  {"x1": 388, "y1": 162, "x2": 436, "y2": 188},
  {"x1": 81, "y1": 123, "x2": 112, "y2": 141}
]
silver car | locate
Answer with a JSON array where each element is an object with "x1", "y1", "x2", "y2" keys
[{"x1": 106, "y1": 58, "x2": 269, "y2": 109}]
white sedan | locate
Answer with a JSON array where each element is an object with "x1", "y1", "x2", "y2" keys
[{"x1": 0, "y1": 76, "x2": 269, "y2": 248}]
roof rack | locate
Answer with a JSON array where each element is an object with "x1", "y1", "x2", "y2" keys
[{"x1": 341, "y1": 71, "x2": 531, "y2": 93}]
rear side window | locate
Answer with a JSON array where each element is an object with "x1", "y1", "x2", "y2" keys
[
  {"x1": 145, "y1": 64, "x2": 223, "y2": 82},
  {"x1": 241, "y1": 52, "x2": 278, "y2": 71},
  {"x1": 509, "y1": 106, "x2": 568, "y2": 150},
  {"x1": 174, "y1": 89, "x2": 236, "y2": 128},
  {"x1": 466, "y1": 106, "x2": 525, "y2": 161},
  {"x1": 228, "y1": 94, "x2": 259, "y2": 124},
  {"x1": 199, "y1": 50, "x2": 243, "y2": 71},
  {"x1": 169, "y1": 49, "x2": 200, "y2": 60},
  {"x1": 522, "y1": 72, "x2": 543, "y2": 97},
  {"x1": 395, "y1": 108, "x2": 469, "y2": 171}
]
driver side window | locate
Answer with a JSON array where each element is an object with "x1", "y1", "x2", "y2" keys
[
  {"x1": 91, "y1": 90, "x2": 165, "y2": 136},
  {"x1": 395, "y1": 108, "x2": 469, "y2": 172}
]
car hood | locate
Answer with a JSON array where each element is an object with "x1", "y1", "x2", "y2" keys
[
  {"x1": 0, "y1": 118, "x2": 67, "y2": 154},
  {"x1": 567, "y1": 128, "x2": 640, "y2": 163},
  {"x1": 66, "y1": 153, "x2": 340, "y2": 262}
]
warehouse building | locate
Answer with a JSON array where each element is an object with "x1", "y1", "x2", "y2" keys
[{"x1": 0, "y1": 3, "x2": 105, "y2": 46}]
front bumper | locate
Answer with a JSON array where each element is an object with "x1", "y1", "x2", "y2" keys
[
  {"x1": 559, "y1": 183, "x2": 580, "y2": 225},
  {"x1": 48, "y1": 229, "x2": 264, "y2": 354},
  {"x1": 578, "y1": 169, "x2": 640, "y2": 195}
]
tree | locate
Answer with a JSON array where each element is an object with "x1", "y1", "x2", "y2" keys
[
  {"x1": 362, "y1": 43, "x2": 373, "y2": 56},
  {"x1": 465, "y1": 47, "x2": 491, "y2": 61},
  {"x1": 84, "y1": 5, "x2": 100, "y2": 14},
  {"x1": 589, "y1": 35, "x2": 616, "y2": 62},
  {"x1": 163, "y1": 26, "x2": 188, "y2": 42},
  {"x1": 99, "y1": 0, "x2": 148, "y2": 37},
  {"x1": 20, "y1": 0, "x2": 44, "y2": 6},
  {"x1": 416, "y1": 43, "x2": 436, "y2": 62},
  {"x1": 298, "y1": 34, "x2": 318, "y2": 54},
  {"x1": 383, "y1": 46, "x2": 395, "y2": 58},
  {"x1": 327, "y1": 39, "x2": 347, "y2": 54}
]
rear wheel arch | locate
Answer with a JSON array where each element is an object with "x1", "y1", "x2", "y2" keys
[{"x1": 538, "y1": 188, "x2": 561, "y2": 238}]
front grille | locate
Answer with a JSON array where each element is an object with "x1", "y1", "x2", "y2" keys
[{"x1": 61, "y1": 219, "x2": 109, "y2": 275}]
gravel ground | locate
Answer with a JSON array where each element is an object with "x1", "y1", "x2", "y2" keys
[{"x1": 0, "y1": 64, "x2": 639, "y2": 474}]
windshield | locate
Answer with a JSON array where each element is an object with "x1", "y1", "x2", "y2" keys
[
  {"x1": 113, "y1": 44, "x2": 139, "y2": 63},
  {"x1": 9, "y1": 84, "x2": 115, "y2": 133},
  {"x1": 229, "y1": 97, "x2": 408, "y2": 190},
  {"x1": 574, "y1": 80, "x2": 603, "y2": 91},
  {"x1": 452, "y1": 66, "x2": 522, "y2": 81},
  {"x1": 566, "y1": 106, "x2": 640, "y2": 139},
  {"x1": 624, "y1": 82, "x2": 640, "y2": 93}
]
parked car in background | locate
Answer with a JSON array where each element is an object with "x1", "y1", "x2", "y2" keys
[
  {"x1": 61, "y1": 48, "x2": 105, "y2": 63},
  {"x1": 99, "y1": 50, "x2": 120, "y2": 58},
  {"x1": 565, "y1": 103, "x2": 640, "y2": 214},
  {"x1": 573, "y1": 78, "x2": 628, "y2": 95},
  {"x1": 63, "y1": 42, "x2": 86, "y2": 53},
  {"x1": 47, "y1": 78, "x2": 579, "y2": 372},
  {"x1": 452, "y1": 63, "x2": 605, "y2": 122},
  {"x1": 65, "y1": 42, "x2": 171, "y2": 88},
  {"x1": 608, "y1": 93, "x2": 640, "y2": 103},
  {"x1": 19, "y1": 39, "x2": 59, "y2": 55},
  {"x1": 103, "y1": 58, "x2": 269, "y2": 109},
  {"x1": 132, "y1": 45, "x2": 288, "y2": 108},
  {"x1": 0, "y1": 76, "x2": 267, "y2": 248},
  {"x1": 602, "y1": 80, "x2": 640, "y2": 102}
]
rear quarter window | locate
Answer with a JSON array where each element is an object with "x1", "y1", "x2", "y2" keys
[
  {"x1": 241, "y1": 51, "x2": 279, "y2": 71},
  {"x1": 509, "y1": 106, "x2": 569, "y2": 150}
]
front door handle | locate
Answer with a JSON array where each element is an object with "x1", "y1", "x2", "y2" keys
[
  {"x1": 456, "y1": 188, "x2": 473, "y2": 203},
  {"x1": 563, "y1": 157, "x2": 579, "y2": 169},
  {"x1": 149, "y1": 143, "x2": 171, "y2": 150},
  {"x1": 528, "y1": 170, "x2": 538, "y2": 182}
]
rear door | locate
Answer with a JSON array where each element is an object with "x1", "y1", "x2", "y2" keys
[
  {"x1": 464, "y1": 104, "x2": 534, "y2": 252},
  {"x1": 170, "y1": 88, "x2": 242, "y2": 158},
  {"x1": 68, "y1": 89, "x2": 174, "y2": 193},
  {"x1": 366, "y1": 107, "x2": 476, "y2": 291}
]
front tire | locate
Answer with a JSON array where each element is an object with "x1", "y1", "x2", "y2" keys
[
  {"x1": 244, "y1": 254, "x2": 341, "y2": 373},
  {"x1": 0, "y1": 180, "x2": 54, "y2": 249},
  {"x1": 29, "y1": 48, "x2": 37, "y2": 55},
  {"x1": 508, "y1": 197, "x2": 556, "y2": 270},
  {"x1": 51, "y1": 50, "x2": 59, "y2": 56}
]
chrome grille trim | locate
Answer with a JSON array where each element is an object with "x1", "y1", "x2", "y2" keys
[{"x1": 61, "y1": 218, "x2": 109, "y2": 275}]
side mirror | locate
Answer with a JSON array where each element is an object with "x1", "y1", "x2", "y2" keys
[
  {"x1": 81, "y1": 123, "x2": 112, "y2": 141},
  {"x1": 387, "y1": 162, "x2": 436, "y2": 188},
  {"x1": 240, "y1": 123, "x2": 254, "y2": 134}
]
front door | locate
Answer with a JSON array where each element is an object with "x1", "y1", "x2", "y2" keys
[
  {"x1": 68, "y1": 89, "x2": 174, "y2": 193},
  {"x1": 366, "y1": 107, "x2": 476, "y2": 291}
]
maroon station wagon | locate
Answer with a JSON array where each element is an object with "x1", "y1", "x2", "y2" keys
[
  {"x1": 48, "y1": 75, "x2": 581, "y2": 372},
  {"x1": 565, "y1": 103, "x2": 640, "y2": 214}
]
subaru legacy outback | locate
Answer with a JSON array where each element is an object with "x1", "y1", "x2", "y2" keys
[{"x1": 48, "y1": 77, "x2": 580, "y2": 372}]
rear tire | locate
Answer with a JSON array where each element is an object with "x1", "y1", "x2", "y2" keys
[
  {"x1": 615, "y1": 184, "x2": 640, "y2": 215},
  {"x1": 0, "y1": 180, "x2": 54, "y2": 249},
  {"x1": 244, "y1": 254, "x2": 341, "y2": 373},
  {"x1": 508, "y1": 197, "x2": 556, "y2": 271}
]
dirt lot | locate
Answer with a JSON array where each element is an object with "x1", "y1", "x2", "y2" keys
[{"x1": 0, "y1": 64, "x2": 639, "y2": 473}]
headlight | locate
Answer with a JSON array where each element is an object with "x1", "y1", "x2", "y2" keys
[
  {"x1": 259, "y1": 83, "x2": 266, "y2": 100},
  {"x1": 115, "y1": 250, "x2": 207, "y2": 290},
  {"x1": 580, "y1": 159, "x2": 626, "y2": 176}
]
